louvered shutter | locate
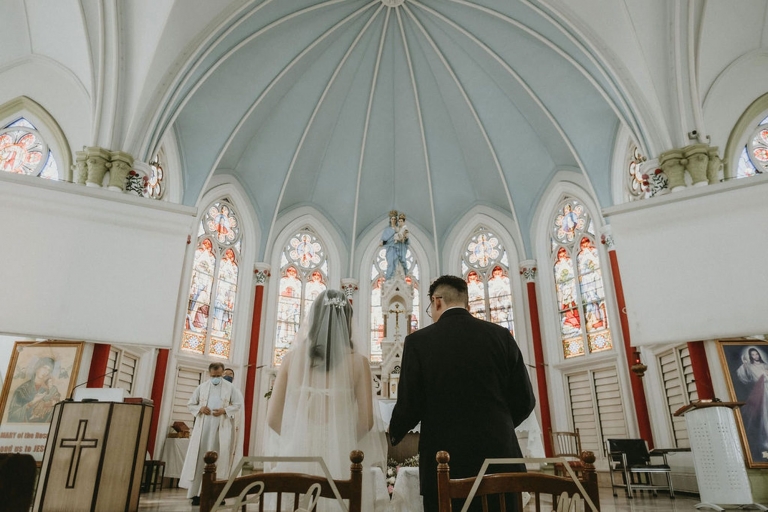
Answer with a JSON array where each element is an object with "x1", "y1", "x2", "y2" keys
[
  {"x1": 660, "y1": 345, "x2": 698, "y2": 447},
  {"x1": 173, "y1": 367, "x2": 203, "y2": 426},
  {"x1": 568, "y1": 366, "x2": 628, "y2": 457}
]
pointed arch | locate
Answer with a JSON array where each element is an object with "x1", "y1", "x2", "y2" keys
[
  {"x1": 442, "y1": 206, "x2": 529, "y2": 356},
  {"x1": 354, "y1": 215, "x2": 434, "y2": 359},
  {"x1": 264, "y1": 208, "x2": 343, "y2": 367},
  {"x1": 177, "y1": 177, "x2": 259, "y2": 364},
  {"x1": 0, "y1": 96, "x2": 72, "y2": 181},
  {"x1": 724, "y1": 91, "x2": 768, "y2": 179}
]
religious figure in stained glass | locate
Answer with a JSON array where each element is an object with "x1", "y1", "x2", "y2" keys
[
  {"x1": 551, "y1": 198, "x2": 612, "y2": 358},
  {"x1": 737, "y1": 115, "x2": 768, "y2": 178},
  {"x1": 274, "y1": 230, "x2": 329, "y2": 365},
  {"x1": 181, "y1": 199, "x2": 241, "y2": 358},
  {"x1": 462, "y1": 229, "x2": 515, "y2": 335},
  {"x1": 207, "y1": 204, "x2": 238, "y2": 244}
]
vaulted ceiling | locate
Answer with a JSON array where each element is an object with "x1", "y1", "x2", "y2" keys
[{"x1": 4, "y1": 0, "x2": 764, "y2": 262}]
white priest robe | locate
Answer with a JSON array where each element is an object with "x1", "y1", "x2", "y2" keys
[{"x1": 179, "y1": 379, "x2": 243, "y2": 497}]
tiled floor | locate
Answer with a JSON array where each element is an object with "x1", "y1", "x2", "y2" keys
[{"x1": 136, "y1": 483, "x2": 703, "y2": 511}]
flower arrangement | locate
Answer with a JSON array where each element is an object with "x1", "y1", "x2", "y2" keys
[
  {"x1": 125, "y1": 170, "x2": 145, "y2": 196},
  {"x1": 385, "y1": 454, "x2": 419, "y2": 497}
]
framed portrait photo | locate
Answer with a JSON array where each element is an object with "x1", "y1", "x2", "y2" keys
[
  {"x1": 717, "y1": 339, "x2": 768, "y2": 468},
  {"x1": 0, "y1": 341, "x2": 84, "y2": 461}
]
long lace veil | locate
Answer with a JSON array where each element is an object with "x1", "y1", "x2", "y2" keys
[{"x1": 268, "y1": 289, "x2": 386, "y2": 480}]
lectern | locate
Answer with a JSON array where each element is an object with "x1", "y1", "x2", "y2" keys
[
  {"x1": 33, "y1": 400, "x2": 153, "y2": 512},
  {"x1": 674, "y1": 401, "x2": 766, "y2": 511}
]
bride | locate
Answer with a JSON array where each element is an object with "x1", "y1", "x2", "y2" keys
[{"x1": 266, "y1": 289, "x2": 387, "y2": 510}]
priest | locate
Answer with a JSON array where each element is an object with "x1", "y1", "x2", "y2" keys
[{"x1": 179, "y1": 362, "x2": 243, "y2": 506}]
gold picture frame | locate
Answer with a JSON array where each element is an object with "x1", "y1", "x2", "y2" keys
[
  {"x1": 716, "y1": 339, "x2": 768, "y2": 468},
  {"x1": 0, "y1": 341, "x2": 84, "y2": 460}
]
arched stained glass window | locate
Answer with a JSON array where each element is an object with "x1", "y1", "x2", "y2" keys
[
  {"x1": 145, "y1": 152, "x2": 165, "y2": 199},
  {"x1": 370, "y1": 247, "x2": 420, "y2": 363},
  {"x1": 551, "y1": 198, "x2": 612, "y2": 358},
  {"x1": 627, "y1": 144, "x2": 647, "y2": 201},
  {"x1": 460, "y1": 228, "x2": 515, "y2": 335},
  {"x1": 736, "y1": 115, "x2": 768, "y2": 178},
  {"x1": 274, "y1": 229, "x2": 328, "y2": 365},
  {"x1": 0, "y1": 117, "x2": 58, "y2": 179},
  {"x1": 181, "y1": 200, "x2": 242, "y2": 359}
]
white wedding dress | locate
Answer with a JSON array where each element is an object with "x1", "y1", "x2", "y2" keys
[{"x1": 266, "y1": 290, "x2": 388, "y2": 511}]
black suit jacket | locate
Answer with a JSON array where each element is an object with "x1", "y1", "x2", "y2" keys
[{"x1": 389, "y1": 308, "x2": 535, "y2": 510}]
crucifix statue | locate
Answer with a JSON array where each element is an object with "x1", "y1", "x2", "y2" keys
[{"x1": 388, "y1": 303, "x2": 404, "y2": 343}]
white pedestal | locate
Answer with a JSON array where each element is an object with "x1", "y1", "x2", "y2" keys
[{"x1": 679, "y1": 403, "x2": 766, "y2": 511}]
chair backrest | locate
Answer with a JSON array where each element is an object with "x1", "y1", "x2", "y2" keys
[
  {"x1": 606, "y1": 439, "x2": 651, "y2": 466},
  {"x1": 0, "y1": 453, "x2": 37, "y2": 512},
  {"x1": 200, "y1": 450, "x2": 364, "y2": 512},
  {"x1": 550, "y1": 428, "x2": 582, "y2": 459},
  {"x1": 436, "y1": 451, "x2": 600, "y2": 512}
]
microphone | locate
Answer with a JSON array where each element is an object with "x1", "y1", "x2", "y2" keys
[{"x1": 65, "y1": 368, "x2": 119, "y2": 402}]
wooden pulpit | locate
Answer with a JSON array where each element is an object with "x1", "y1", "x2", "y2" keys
[{"x1": 33, "y1": 400, "x2": 153, "y2": 512}]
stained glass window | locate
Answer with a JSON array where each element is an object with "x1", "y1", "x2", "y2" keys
[
  {"x1": 274, "y1": 229, "x2": 328, "y2": 365},
  {"x1": 181, "y1": 199, "x2": 241, "y2": 359},
  {"x1": 627, "y1": 145, "x2": 646, "y2": 200},
  {"x1": 370, "y1": 246, "x2": 420, "y2": 363},
  {"x1": 461, "y1": 228, "x2": 515, "y2": 335},
  {"x1": 145, "y1": 153, "x2": 165, "y2": 199},
  {"x1": 551, "y1": 198, "x2": 612, "y2": 358},
  {"x1": 736, "y1": 115, "x2": 768, "y2": 178},
  {"x1": 0, "y1": 118, "x2": 58, "y2": 179}
]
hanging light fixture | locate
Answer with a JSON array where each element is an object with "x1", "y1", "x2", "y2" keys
[{"x1": 631, "y1": 348, "x2": 648, "y2": 378}]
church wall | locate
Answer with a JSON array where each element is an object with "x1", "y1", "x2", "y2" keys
[
  {"x1": 0, "y1": 60, "x2": 91, "y2": 154},
  {"x1": 0, "y1": 172, "x2": 197, "y2": 347},
  {"x1": 604, "y1": 175, "x2": 768, "y2": 346}
]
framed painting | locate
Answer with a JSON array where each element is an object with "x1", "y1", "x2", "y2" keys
[
  {"x1": 717, "y1": 339, "x2": 768, "y2": 468},
  {"x1": 0, "y1": 341, "x2": 84, "y2": 460}
]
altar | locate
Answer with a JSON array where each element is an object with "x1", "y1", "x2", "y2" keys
[
  {"x1": 383, "y1": 411, "x2": 546, "y2": 512},
  {"x1": 160, "y1": 437, "x2": 190, "y2": 484}
]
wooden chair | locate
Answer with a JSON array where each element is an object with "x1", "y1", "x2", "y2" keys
[
  {"x1": 606, "y1": 439, "x2": 674, "y2": 499},
  {"x1": 199, "y1": 450, "x2": 363, "y2": 512},
  {"x1": 549, "y1": 428, "x2": 584, "y2": 478},
  {"x1": 436, "y1": 450, "x2": 600, "y2": 512},
  {"x1": 0, "y1": 453, "x2": 37, "y2": 512}
]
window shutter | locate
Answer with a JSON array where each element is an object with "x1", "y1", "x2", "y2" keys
[
  {"x1": 659, "y1": 345, "x2": 698, "y2": 447},
  {"x1": 593, "y1": 367, "x2": 628, "y2": 451},
  {"x1": 173, "y1": 367, "x2": 203, "y2": 426},
  {"x1": 115, "y1": 353, "x2": 137, "y2": 395},
  {"x1": 568, "y1": 366, "x2": 627, "y2": 457},
  {"x1": 568, "y1": 372, "x2": 599, "y2": 454},
  {"x1": 103, "y1": 348, "x2": 119, "y2": 388}
]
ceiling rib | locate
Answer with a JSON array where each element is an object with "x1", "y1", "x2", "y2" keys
[
  {"x1": 143, "y1": 0, "x2": 274, "y2": 158},
  {"x1": 190, "y1": 1, "x2": 375, "y2": 225},
  {"x1": 395, "y1": 7, "x2": 440, "y2": 272},
  {"x1": 152, "y1": 0, "x2": 353, "y2": 159},
  {"x1": 411, "y1": 0, "x2": 593, "y2": 213},
  {"x1": 350, "y1": 7, "x2": 392, "y2": 271},
  {"x1": 404, "y1": 3, "x2": 520, "y2": 236},
  {"x1": 267, "y1": 3, "x2": 383, "y2": 247}
]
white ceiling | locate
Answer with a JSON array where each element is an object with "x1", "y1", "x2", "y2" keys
[{"x1": 3, "y1": 0, "x2": 767, "y2": 260}]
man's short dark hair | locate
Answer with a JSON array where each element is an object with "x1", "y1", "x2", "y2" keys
[
  {"x1": 208, "y1": 362, "x2": 225, "y2": 372},
  {"x1": 428, "y1": 275, "x2": 468, "y2": 306},
  {"x1": 224, "y1": 368, "x2": 235, "y2": 377}
]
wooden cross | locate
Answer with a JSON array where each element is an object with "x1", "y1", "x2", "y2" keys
[{"x1": 60, "y1": 419, "x2": 99, "y2": 488}]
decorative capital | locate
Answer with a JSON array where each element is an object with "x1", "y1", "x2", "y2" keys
[
  {"x1": 599, "y1": 225, "x2": 615, "y2": 249},
  {"x1": 519, "y1": 260, "x2": 537, "y2": 283},
  {"x1": 340, "y1": 278, "x2": 359, "y2": 300},
  {"x1": 253, "y1": 263, "x2": 271, "y2": 285}
]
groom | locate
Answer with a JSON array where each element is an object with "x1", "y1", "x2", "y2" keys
[{"x1": 389, "y1": 275, "x2": 535, "y2": 512}]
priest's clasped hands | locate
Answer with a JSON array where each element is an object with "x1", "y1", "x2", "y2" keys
[{"x1": 199, "y1": 405, "x2": 227, "y2": 416}]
